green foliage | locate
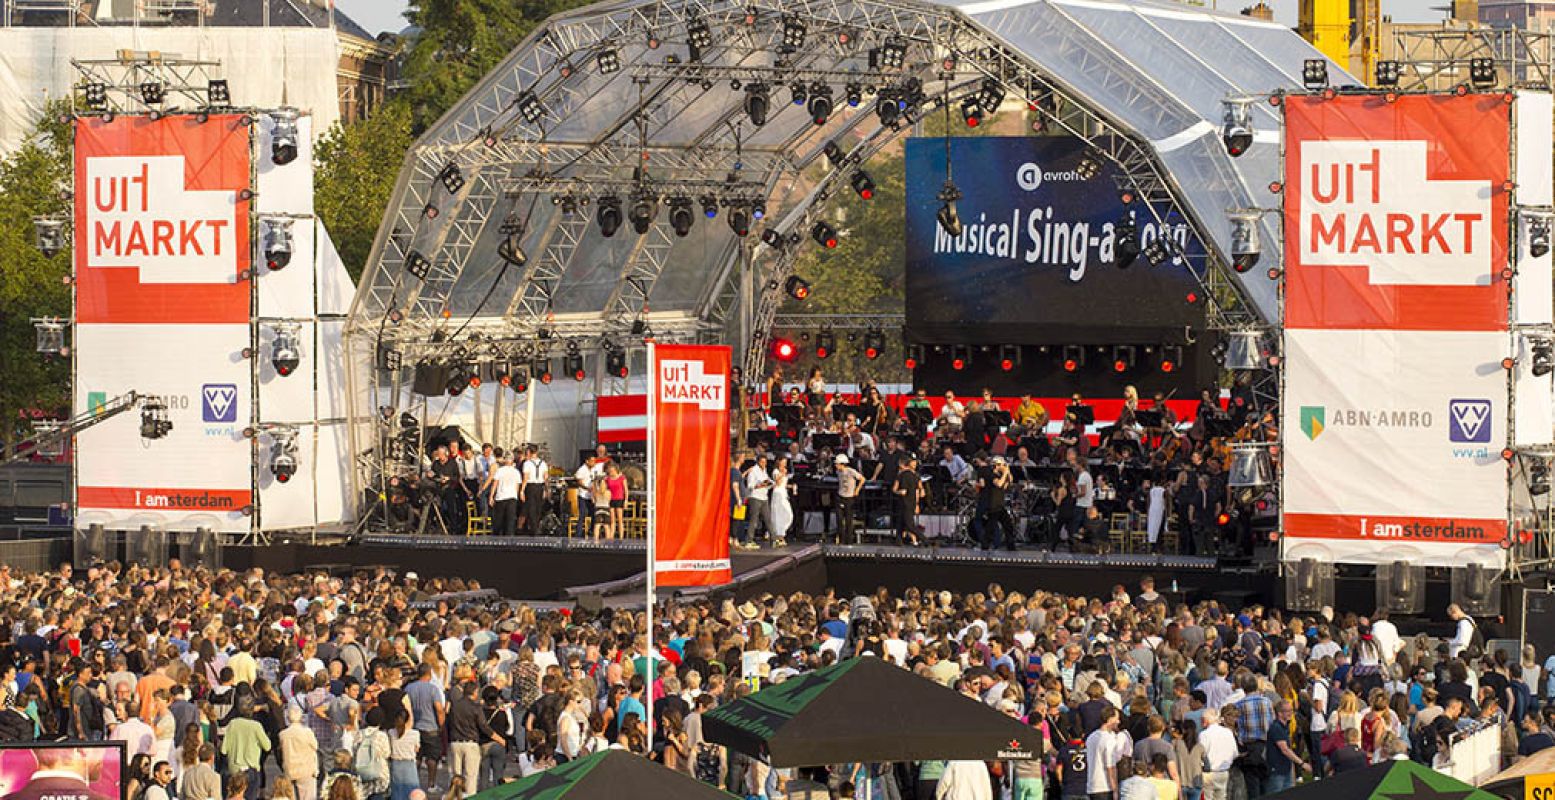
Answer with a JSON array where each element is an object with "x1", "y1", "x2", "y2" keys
[
  {"x1": 0, "y1": 100, "x2": 73, "y2": 451},
  {"x1": 313, "y1": 99, "x2": 414, "y2": 279}
]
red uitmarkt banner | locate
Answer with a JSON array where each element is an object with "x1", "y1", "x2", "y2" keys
[
  {"x1": 651, "y1": 344, "x2": 732, "y2": 587},
  {"x1": 74, "y1": 115, "x2": 252, "y2": 325}
]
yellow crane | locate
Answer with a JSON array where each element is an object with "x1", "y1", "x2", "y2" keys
[{"x1": 1299, "y1": 0, "x2": 1381, "y2": 85}]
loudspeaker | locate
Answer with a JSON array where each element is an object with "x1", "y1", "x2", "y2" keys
[
  {"x1": 180, "y1": 527, "x2": 221, "y2": 570},
  {"x1": 412, "y1": 363, "x2": 451, "y2": 396},
  {"x1": 73, "y1": 523, "x2": 112, "y2": 568},
  {"x1": 126, "y1": 525, "x2": 168, "y2": 569},
  {"x1": 1452, "y1": 562, "x2": 1502, "y2": 616}
]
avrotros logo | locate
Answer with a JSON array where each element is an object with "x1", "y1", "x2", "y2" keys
[
  {"x1": 659, "y1": 360, "x2": 725, "y2": 411},
  {"x1": 1300, "y1": 140, "x2": 1489, "y2": 286},
  {"x1": 86, "y1": 156, "x2": 239, "y2": 283},
  {"x1": 1015, "y1": 161, "x2": 1086, "y2": 192}
]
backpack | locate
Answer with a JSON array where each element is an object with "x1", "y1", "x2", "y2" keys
[
  {"x1": 1466, "y1": 619, "x2": 1486, "y2": 655},
  {"x1": 693, "y1": 742, "x2": 722, "y2": 785},
  {"x1": 352, "y1": 728, "x2": 386, "y2": 784},
  {"x1": 1409, "y1": 721, "x2": 1439, "y2": 766}
]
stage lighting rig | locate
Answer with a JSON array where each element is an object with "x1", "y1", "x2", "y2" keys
[
  {"x1": 1062, "y1": 345, "x2": 1084, "y2": 372},
  {"x1": 823, "y1": 139, "x2": 846, "y2": 168},
  {"x1": 744, "y1": 82, "x2": 771, "y2": 126},
  {"x1": 140, "y1": 81, "x2": 165, "y2": 106},
  {"x1": 1302, "y1": 59, "x2": 1328, "y2": 91},
  {"x1": 83, "y1": 82, "x2": 108, "y2": 109},
  {"x1": 1112, "y1": 345, "x2": 1135, "y2": 373},
  {"x1": 1526, "y1": 211, "x2": 1551, "y2": 258},
  {"x1": 1470, "y1": 57, "x2": 1495, "y2": 87},
  {"x1": 1229, "y1": 210, "x2": 1262, "y2": 272},
  {"x1": 936, "y1": 179, "x2": 963, "y2": 237},
  {"x1": 271, "y1": 324, "x2": 302, "y2": 377},
  {"x1": 960, "y1": 97, "x2": 982, "y2": 128},
  {"x1": 1532, "y1": 458, "x2": 1551, "y2": 496},
  {"x1": 761, "y1": 228, "x2": 786, "y2": 250},
  {"x1": 808, "y1": 83, "x2": 833, "y2": 125},
  {"x1": 629, "y1": 193, "x2": 658, "y2": 235},
  {"x1": 781, "y1": 15, "x2": 807, "y2": 49},
  {"x1": 771, "y1": 337, "x2": 798, "y2": 362},
  {"x1": 1114, "y1": 215, "x2": 1138, "y2": 269},
  {"x1": 851, "y1": 171, "x2": 876, "y2": 200},
  {"x1": 437, "y1": 163, "x2": 465, "y2": 194},
  {"x1": 261, "y1": 217, "x2": 294, "y2": 270},
  {"x1": 875, "y1": 92, "x2": 901, "y2": 127},
  {"x1": 139, "y1": 396, "x2": 173, "y2": 440},
  {"x1": 845, "y1": 83, "x2": 862, "y2": 108},
  {"x1": 687, "y1": 16, "x2": 712, "y2": 49},
  {"x1": 606, "y1": 346, "x2": 629, "y2": 378},
  {"x1": 811, "y1": 221, "x2": 839, "y2": 249},
  {"x1": 1160, "y1": 345, "x2": 1182, "y2": 373},
  {"x1": 727, "y1": 203, "x2": 751, "y2": 237},
  {"x1": 978, "y1": 78, "x2": 1005, "y2": 116},
  {"x1": 880, "y1": 37, "x2": 907, "y2": 69},
  {"x1": 33, "y1": 217, "x2": 66, "y2": 257},
  {"x1": 532, "y1": 357, "x2": 553, "y2": 385},
  {"x1": 783, "y1": 272, "x2": 808, "y2": 300},
  {"x1": 596, "y1": 48, "x2": 621, "y2": 74},
  {"x1": 864, "y1": 329, "x2": 885, "y2": 360},
  {"x1": 269, "y1": 109, "x2": 299, "y2": 166},
  {"x1": 1533, "y1": 336, "x2": 1554, "y2": 377},
  {"x1": 698, "y1": 195, "x2": 718, "y2": 219},
  {"x1": 950, "y1": 345, "x2": 970, "y2": 371},
  {"x1": 1375, "y1": 60, "x2": 1400, "y2": 87},
  {"x1": 516, "y1": 91, "x2": 545, "y2": 125},
  {"x1": 668, "y1": 196, "x2": 694, "y2": 237},
  {"x1": 789, "y1": 82, "x2": 808, "y2": 107},
  {"x1": 268, "y1": 426, "x2": 299, "y2": 484},
  {"x1": 815, "y1": 328, "x2": 835, "y2": 359},
  {"x1": 1221, "y1": 97, "x2": 1255, "y2": 158},
  {"x1": 565, "y1": 343, "x2": 586, "y2": 381},
  {"x1": 1075, "y1": 152, "x2": 1101, "y2": 180},
  {"x1": 999, "y1": 344, "x2": 1020, "y2": 371},
  {"x1": 597, "y1": 195, "x2": 623, "y2": 237},
  {"x1": 904, "y1": 344, "x2": 923, "y2": 370}
]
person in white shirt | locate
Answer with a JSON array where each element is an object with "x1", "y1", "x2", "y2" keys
[
  {"x1": 520, "y1": 446, "x2": 549, "y2": 535},
  {"x1": 1370, "y1": 611, "x2": 1402, "y2": 665},
  {"x1": 1448, "y1": 604, "x2": 1476, "y2": 658},
  {"x1": 573, "y1": 458, "x2": 597, "y2": 538},
  {"x1": 937, "y1": 393, "x2": 967, "y2": 435},
  {"x1": 482, "y1": 454, "x2": 522, "y2": 536},
  {"x1": 1199, "y1": 708, "x2": 1238, "y2": 800},
  {"x1": 936, "y1": 759, "x2": 994, "y2": 800},
  {"x1": 1086, "y1": 707, "x2": 1129, "y2": 798},
  {"x1": 743, "y1": 455, "x2": 774, "y2": 546}
]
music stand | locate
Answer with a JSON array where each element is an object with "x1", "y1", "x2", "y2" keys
[
  {"x1": 746, "y1": 429, "x2": 778, "y2": 451},
  {"x1": 1066, "y1": 404, "x2": 1096, "y2": 425},
  {"x1": 1202, "y1": 413, "x2": 1237, "y2": 438},
  {"x1": 905, "y1": 407, "x2": 934, "y2": 431},
  {"x1": 983, "y1": 409, "x2": 1012, "y2": 430},
  {"x1": 1136, "y1": 410, "x2": 1164, "y2": 428},
  {"x1": 1018, "y1": 435, "x2": 1053, "y2": 463},
  {"x1": 833, "y1": 403, "x2": 865, "y2": 423},
  {"x1": 812, "y1": 432, "x2": 844, "y2": 452}
]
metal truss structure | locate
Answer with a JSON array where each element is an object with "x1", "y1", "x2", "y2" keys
[
  {"x1": 344, "y1": 0, "x2": 1335, "y2": 502},
  {"x1": 70, "y1": 53, "x2": 227, "y2": 114},
  {"x1": 1392, "y1": 26, "x2": 1555, "y2": 93}
]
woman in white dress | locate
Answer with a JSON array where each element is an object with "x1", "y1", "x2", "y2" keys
[
  {"x1": 768, "y1": 458, "x2": 794, "y2": 547},
  {"x1": 1147, "y1": 479, "x2": 1167, "y2": 550}
]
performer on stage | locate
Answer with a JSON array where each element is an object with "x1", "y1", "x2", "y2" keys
[
  {"x1": 977, "y1": 456, "x2": 1016, "y2": 552},
  {"x1": 483, "y1": 453, "x2": 521, "y2": 537},
  {"x1": 521, "y1": 445, "x2": 549, "y2": 535},
  {"x1": 892, "y1": 455, "x2": 924, "y2": 546},
  {"x1": 834, "y1": 454, "x2": 865, "y2": 544}
]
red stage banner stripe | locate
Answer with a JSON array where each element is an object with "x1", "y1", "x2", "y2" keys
[
  {"x1": 1283, "y1": 512, "x2": 1505, "y2": 545},
  {"x1": 77, "y1": 486, "x2": 253, "y2": 511},
  {"x1": 652, "y1": 345, "x2": 732, "y2": 587}
]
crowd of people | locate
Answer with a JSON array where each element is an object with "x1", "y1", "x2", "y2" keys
[{"x1": 1, "y1": 561, "x2": 1549, "y2": 800}]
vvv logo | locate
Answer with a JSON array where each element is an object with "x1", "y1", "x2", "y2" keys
[{"x1": 1448, "y1": 398, "x2": 1491, "y2": 459}]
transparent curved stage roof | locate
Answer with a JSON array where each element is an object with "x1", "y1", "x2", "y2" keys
[{"x1": 349, "y1": 0, "x2": 1353, "y2": 341}]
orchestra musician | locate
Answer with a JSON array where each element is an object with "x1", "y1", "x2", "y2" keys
[
  {"x1": 1012, "y1": 393, "x2": 1049, "y2": 437},
  {"x1": 937, "y1": 391, "x2": 966, "y2": 438}
]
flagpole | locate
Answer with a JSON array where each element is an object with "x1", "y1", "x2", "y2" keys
[{"x1": 644, "y1": 340, "x2": 656, "y2": 746}]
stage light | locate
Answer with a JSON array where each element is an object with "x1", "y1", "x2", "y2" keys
[
  {"x1": 1471, "y1": 57, "x2": 1495, "y2": 87},
  {"x1": 811, "y1": 221, "x2": 838, "y2": 248},
  {"x1": 1533, "y1": 337, "x2": 1554, "y2": 377},
  {"x1": 850, "y1": 171, "x2": 876, "y2": 200},
  {"x1": 629, "y1": 193, "x2": 658, "y2": 235},
  {"x1": 960, "y1": 97, "x2": 982, "y2": 128},
  {"x1": 1114, "y1": 217, "x2": 1138, "y2": 269},
  {"x1": 1303, "y1": 59, "x2": 1328, "y2": 91},
  {"x1": 784, "y1": 275, "x2": 810, "y2": 300},
  {"x1": 668, "y1": 196, "x2": 694, "y2": 237},
  {"x1": 744, "y1": 82, "x2": 770, "y2": 126},
  {"x1": 1160, "y1": 345, "x2": 1182, "y2": 373},
  {"x1": 876, "y1": 93, "x2": 901, "y2": 127},
  {"x1": 936, "y1": 179, "x2": 963, "y2": 237},
  {"x1": 1143, "y1": 240, "x2": 1170, "y2": 267},
  {"x1": 497, "y1": 234, "x2": 527, "y2": 267},
  {"x1": 1062, "y1": 345, "x2": 1084, "y2": 372},
  {"x1": 510, "y1": 366, "x2": 531, "y2": 393},
  {"x1": 207, "y1": 79, "x2": 230, "y2": 105},
  {"x1": 597, "y1": 48, "x2": 621, "y2": 74},
  {"x1": 1075, "y1": 152, "x2": 1101, "y2": 180},
  {"x1": 1376, "y1": 60, "x2": 1400, "y2": 87},
  {"x1": 752, "y1": 200, "x2": 766, "y2": 220},
  {"x1": 998, "y1": 344, "x2": 1019, "y2": 371},
  {"x1": 761, "y1": 228, "x2": 786, "y2": 250},
  {"x1": 269, "y1": 109, "x2": 299, "y2": 166},
  {"x1": 816, "y1": 328, "x2": 835, "y2": 359},
  {"x1": 379, "y1": 347, "x2": 403, "y2": 371},
  {"x1": 687, "y1": 17, "x2": 712, "y2": 49},
  {"x1": 1229, "y1": 210, "x2": 1261, "y2": 272},
  {"x1": 84, "y1": 82, "x2": 108, "y2": 109},
  {"x1": 978, "y1": 78, "x2": 1005, "y2": 116},
  {"x1": 262, "y1": 217, "x2": 294, "y2": 270},
  {"x1": 771, "y1": 337, "x2": 798, "y2": 362},
  {"x1": 782, "y1": 15, "x2": 806, "y2": 49},
  {"x1": 1186, "y1": 291, "x2": 1199, "y2": 305},
  {"x1": 140, "y1": 81, "x2": 165, "y2": 106},
  {"x1": 597, "y1": 195, "x2": 622, "y2": 237},
  {"x1": 33, "y1": 217, "x2": 66, "y2": 257},
  {"x1": 1216, "y1": 512, "x2": 1231, "y2": 526},
  {"x1": 556, "y1": 194, "x2": 579, "y2": 216},
  {"x1": 880, "y1": 37, "x2": 907, "y2": 69},
  {"x1": 645, "y1": 30, "x2": 660, "y2": 49},
  {"x1": 718, "y1": 201, "x2": 746, "y2": 236},
  {"x1": 1112, "y1": 345, "x2": 1135, "y2": 373},
  {"x1": 864, "y1": 329, "x2": 885, "y2": 360},
  {"x1": 532, "y1": 357, "x2": 553, "y2": 384},
  {"x1": 790, "y1": 82, "x2": 808, "y2": 106},
  {"x1": 605, "y1": 347, "x2": 628, "y2": 378},
  {"x1": 516, "y1": 91, "x2": 545, "y2": 125},
  {"x1": 446, "y1": 364, "x2": 468, "y2": 395},
  {"x1": 565, "y1": 351, "x2": 586, "y2": 381},
  {"x1": 1221, "y1": 98, "x2": 1254, "y2": 158},
  {"x1": 823, "y1": 139, "x2": 846, "y2": 168},
  {"x1": 845, "y1": 82, "x2": 862, "y2": 107},
  {"x1": 139, "y1": 396, "x2": 172, "y2": 440},
  {"x1": 807, "y1": 83, "x2": 833, "y2": 125},
  {"x1": 437, "y1": 163, "x2": 465, "y2": 195},
  {"x1": 905, "y1": 344, "x2": 923, "y2": 370},
  {"x1": 272, "y1": 324, "x2": 301, "y2": 377},
  {"x1": 405, "y1": 250, "x2": 432, "y2": 281},
  {"x1": 951, "y1": 345, "x2": 970, "y2": 371},
  {"x1": 1527, "y1": 212, "x2": 1551, "y2": 258},
  {"x1": 1532, "y1": 459, "x2": 1550, "y2": 496}
]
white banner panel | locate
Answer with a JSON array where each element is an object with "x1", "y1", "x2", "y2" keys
[
  {"x1": 1514, "y1": 334, "x2": 1555, "y2": 447},
  {"x1": 316, "y1": 222, "x2": 356, "y2": 316},
  {"x1": 75, "y1": 323, "x2": 253, "y2": 532},
  {"x1": 257, "y1": 424, "x2": 316, "y2": 531},
  {"x1": 255, "y1": 114, "x2": 314, "y2": 217},
  {"x1": 318, "y1": 319, "x2": 353, "y2": 420},
  {"x1": 256, "y1": 216, "x2": 316, "y2": 319},
  {"x1": 257, "y1": 320, "x2": 315, "y2": 423},
  {"x1": 316, "y1": 422, "x2": 353, "y2": 527},
  {"x1": 1515, "y1": 91, "x2": 1553, "y2": 207}
]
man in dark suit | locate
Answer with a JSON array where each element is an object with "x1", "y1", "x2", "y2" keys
[{"x1": 2, "y1": 747, "x2": 114, "y2": 800}]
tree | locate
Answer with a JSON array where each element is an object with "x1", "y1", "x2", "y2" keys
[
  {"x1": 0, "y1": 101, "x2": 72, "y2": 455},
  {"x1": 313, "y1": 99, "x2": 414, "y2": 279}
]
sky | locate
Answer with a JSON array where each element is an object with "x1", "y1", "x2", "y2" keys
[{"x1": 332, "y1": 0, "x2": 1447, "y2": 38}]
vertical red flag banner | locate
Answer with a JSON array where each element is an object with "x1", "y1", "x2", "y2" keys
[{"x1": 651, "y1": 344, "x2": 733, "y2": 586}]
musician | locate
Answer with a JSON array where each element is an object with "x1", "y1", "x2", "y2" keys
[
  {"x1": 1117, "y1": 385, "x2": 1144, "y2": 443},
  {"x1": 1150, "y1": 391, "x2": 1179, "y2": 435},
  {"x1": 859, "y1": 385, "x2": 890, "y2": 436},
  {"x1": 805, "y1": 367, "x2": 828, "y2": 416},
  {"x1": 873, "y1": 436, "x2": 902, "y2": 483},
  {"x1": 430, "y1": 445, "x2": 463, "y2": 533},
  {"x1": 484, "y1": 453, "x2": 522, "y2": 537},
  {"x1": 521, "y1": 445, "x2": 549, "y2": 535},
  {"x1": 939, "y1": 445, "x2": 971, "y2": 484},
  {"x1": 891, "y1": 455, "x2": 924, "y2": 546},
  {"x1": 937, "y1": 391, "x2": 966, "y2": 437},
  {"x1": 847, "y1": 425, "x2": 877, "y2": 461},
  {"x1": 1010, "y1": 446, "x2": 1037, "y2": 469},
  {"x1": 962, "y1": 400, "x2": 987, "y2": 452},
  {"x1": 1185, "y1": 473, "x2": 1220, "y2": 556},
  {"x1": 766, "y1": 365, "x2": 785, "y2": 408},
  {"x1": 977, "y1": 456, "x2": 1016, "y2": 551},
  {"x1": 1054, "y1": 413, "x2": 1088, "y2": 463},
  {"x1": 905, "y1": 387, "x2": 931, "y2": 410},
  {"x1": 1013, "y1": 393, "x2": 1049, "y2": 437},
  {"x1": 834, "y1": 454, "x2": 865, "y2": 544}
]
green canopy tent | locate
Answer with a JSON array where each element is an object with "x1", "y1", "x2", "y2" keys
[
  {"x1": 701, "y1": 656, "x2": 1042, "y2": 767},
  {"x1": 467, "y1": 750, "x2": 736, "y2": 800},
  {"x1": 1269, "y1": 759, "x2": 1502, "y2": 800}
]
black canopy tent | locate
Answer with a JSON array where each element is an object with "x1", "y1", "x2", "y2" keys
[
  {"x1": 702, "y1": 656, "x2": 1042, "y2": 767},
  {"x1": 466, "y1": 750, "x2": 736, "y2": 800}
]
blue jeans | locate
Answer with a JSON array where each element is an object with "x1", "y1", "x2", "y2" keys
[
  {"x1": 576, "y1": 497, "x2": 593, "y2": 537},
  {"x1": 389, "y1": 759, "x2": 419, "y2": 800},
  {"x1": 1184, "y1": 787, "x2": 1203, "y2": 800},
  {"x1": 1265, "y1": 771, "x2": 1293, "y2": 796}
]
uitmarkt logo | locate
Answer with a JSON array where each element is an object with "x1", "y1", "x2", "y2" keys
[{"x1": 1300, "y1": 406, "x2": 1325, "y2": 440}]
